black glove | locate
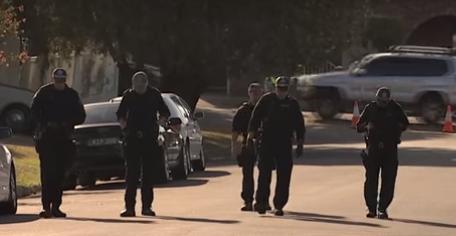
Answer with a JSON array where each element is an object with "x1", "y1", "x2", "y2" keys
[{"x1": 295, "y1": 144, "x2": 303, "y2": 158}]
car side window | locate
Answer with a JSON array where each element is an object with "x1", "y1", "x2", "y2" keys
[
  {"x1": 365, "y1": 56, "x2": 448, "y2": 77},
  {"x1": 177, "y1": 97, "x2": 193, "y2": 115},
  {"x1": 170, "y1": 96, "x2": 189, "y2": 118}
]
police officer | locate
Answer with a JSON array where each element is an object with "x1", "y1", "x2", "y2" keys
[
  {"x1": 357, "y1": 87, "x2": 409, "y2": 219},
  {"x1": 231, "y1": 82, "x2": 264, "y2": 211},
  {"x1": 117, "y1": 71, "x2": 170, "y2": 217},
  {"x1": 31, "y1": 68, "x2": 86, "y2": 218},
  {"x1": 248, "y1": 76, "x2": 305, "y2": 216}
]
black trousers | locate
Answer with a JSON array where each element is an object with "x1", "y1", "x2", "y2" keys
[
  {"x1": 124, "y1": 135, "x2": 159, "y2": 210},
  {"x1": 38, "y1": 131, "x2": 74, "y2": 211},
  {"x1": 364, "y1": 144, "x2": 398, "y2": 212},
  {"x1": 241, "y1": 150, "x2": 257, "y2": 204},
  {"x1": 255, "y1": 141, "x2": 293, "y2": 210}
]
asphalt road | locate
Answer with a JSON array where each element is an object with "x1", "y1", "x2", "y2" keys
[{"x1": 1, "y1": 102, "x2": 456, "y2": 236}]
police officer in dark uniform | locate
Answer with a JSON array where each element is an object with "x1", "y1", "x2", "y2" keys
[
  {"x1": 357, "y1": 87, "x2": 409, "y2": 219},
  {"x1": 248, "y1": 76, "x2": 305, "y2": 216},
  {"x1": 31, "y1": 68, "x2": 86, "y2": 218},
  {"x1": 231, "y1": 82, "x2": 264, "y2": 211},
  {"x1": 117, "y1": 71, "x2": 170, "y2": 217}
]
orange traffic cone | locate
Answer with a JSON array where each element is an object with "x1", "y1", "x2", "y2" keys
[
  {"x1": 352, "y1": 101, "x2": 360, "y2": 128},
  {"x1": 442, "y1": 105, "x2": 454, "y2": 133}
]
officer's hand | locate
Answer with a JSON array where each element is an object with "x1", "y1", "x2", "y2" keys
[
  {"x1": 295, "y1": 144, "x2": 303, "y2": 158},
  {"x1": 247, "y1": 131, "x2": 255, "y2": 141},
  {"x1": 231, "y1": 141, "x2": 240, "y2": 160},
  {"x1": 367, "y1": 122, "x2": 374, "y2": 130},
  {"x1": 119, "y1": 119, "x2": 127, "y2": 129}
]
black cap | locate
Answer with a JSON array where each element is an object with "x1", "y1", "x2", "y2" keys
[
  {"x1": 275, "y1": 76, "x2": 290, "y2": 87},
  {"x1": 52, "y1": 68, "x2": 67, "y2": 80},
  {"x1": 376, "y1": 87, "x2": 391, "y2": 99}
]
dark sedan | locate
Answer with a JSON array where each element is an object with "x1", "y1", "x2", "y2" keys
[{"x1": 63, "y1": 101, "x2": 185, "y2": 189}]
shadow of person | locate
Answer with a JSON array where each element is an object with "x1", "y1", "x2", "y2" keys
[
  {"x1": 63, "y1": 217, "x2": 154, "y2": 224},
  {"x1": 392, "y1": 218, "x2": 456, "y2": 229},
  {"x1": 154, "y1": 215, "x2": 240, "y2": 224},
  {"x1": 0, "y1": 214, "x2": 40, "y2": 224},
  {"x1": 262, "y1": 211, "x2": 384, "y2": 228},
  {"x1": 189, "y1": 170, "x2": 231, "y2": 178},
  {"x1": 155, "y1": 179, "x2": 209, "y2": 188}
]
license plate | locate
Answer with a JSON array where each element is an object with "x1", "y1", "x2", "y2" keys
[{"x1": 87, "y1": 137, "x2": 119, "y2": 146}]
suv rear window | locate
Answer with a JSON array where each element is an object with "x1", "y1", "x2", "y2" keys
[{"x1": 365, "y1": 57, "x2": 449, "y2": 77}]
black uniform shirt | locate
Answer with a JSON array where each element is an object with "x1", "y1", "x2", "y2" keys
[
  {"x1": 31, "y1": 83, "x2": 86, "y2": 129},
  {"x1": 248, "y1": 92, "x2": 305, "y2": 142},
  {"x1": 116, "y1": 87, "x2": 170, "y2": 134},
  {"x1": 232, "y1": 102, "x2": 255, "y2": 142},
  {"x1": 357, "y1": 100, "x2": 409, "y2": 145}
]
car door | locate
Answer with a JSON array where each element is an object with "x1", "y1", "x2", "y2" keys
[{"x1": 172, "y1": 96, "x2": 202, "y2": 161}]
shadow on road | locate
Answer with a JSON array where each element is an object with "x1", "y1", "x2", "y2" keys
[
  {"x1": 154, "y1": 215, "x2": 240, "y2": 224},
  {"x1": 63, "y1": 217, "x2": 154, "y2": 224},
  {"x1": 190, "y1": 170, "x2": 230, "y2": 178},
  {"x1": 296, "y1": 146, "x2": 456, "y2": 167},
  {"x1": 0, "y1": 214, "x2": 40, "y2": 224},
  {"x1": 392, "y1": 218, "x2": 456, "y2": 229},
  {"x1": 262, "y1": 211, "x2": 384, "y2": 228}
]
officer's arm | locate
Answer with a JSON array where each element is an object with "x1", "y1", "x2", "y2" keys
[
  {"x1": 71, "y1": 91, "x2": 86, "y2": 126},
  {"x1": 248, "y1": 96, "x2": 267, "y2": 134},
  {"x1": 30, "y1": 88, "x2": 44, "y2": 127},
  {"x1": 396, "y1": 103, "x2": 409, "y2": 132},
  {"x1": 232, "y1": 107, "x2": 245, "y2": 142},
  {"x1": 292, "y1": 100, "x2": 305, "y2": 142},
  {"x1": 356, "y1": 104, "x2": 371, "y2": 133}
]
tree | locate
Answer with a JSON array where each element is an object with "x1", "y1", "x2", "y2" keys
[{"x1": 17, "y1": 0, "x2": 368, "y2": 108}]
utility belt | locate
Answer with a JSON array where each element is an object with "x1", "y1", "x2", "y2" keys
[{"x1": 123, "y1": 128, "x2": 157, "y2": 140}]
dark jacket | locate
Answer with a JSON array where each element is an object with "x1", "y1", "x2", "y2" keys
[
  {"x1": 357, "y1": 100, "x2": 409, "y2": 146},
  {"x1": 116, "y1": 87, "x2": 170, "y2": 136},
  {"x1": 248, "y1": 92, "x2": 305, "y2": 143},
  {"x1": 31, "y1": 83, "x2": 86, "y2": 133},
  {"x1": 232, "y1": 102, "x2": 255, "y2": 144}
]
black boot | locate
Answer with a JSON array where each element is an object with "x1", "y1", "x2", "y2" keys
[
  {"x1": 366, "y1": 211, "x2": 377, "y2": 218},
  {"x1": 254, "y1": 203, "x2": 267, "y2": 215},
  {"x1": 51, "y1": 208, "x2": 67, "y2": 218},
  {"x1": 120, "y1": 209, "x2": 136, "y2": 217},
  {"x1": 141, "y1": 208, "x2": 156, "y2": 217},
  {"x1": 377, "y1": 210, "x2": 389, "y2": 220},
  {"x1": 39, "y1": 209, "x2": 52, "y2": 219},
  {"x1": 241, "y1": 202, "x2": 253, "y2": 212},
  {"x1": 273, "y1": 209, "x2": 284, "y2": 216}
]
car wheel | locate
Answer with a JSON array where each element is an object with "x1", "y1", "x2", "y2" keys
[
  {"x1": 62, "y1": 174, "x2": 77, "y2": 191},
  {"x1": 316, "y1": 98, "x2": 339, "y2": 120},
  {"x1": 155, "y1": 147, "x2": 171, "y2": 184},
  {"x1": 1, "y1": 105, "x2": 31, "y2": 133},
  {"x1": 192, "y1": 147, "x2": 206, "y2": 172},
  {"x1": 421, "y1": 96, "x2": 445, "y2": 124},
  {"x1": 0, "y1": 164, "x2": 17, "y2": 215},
  {"x1": 78, "y1": 174, "x2": 96, "y2": 188},
  {"x1": 171, "y1": 144, "x2": 189, "y2": 180}
]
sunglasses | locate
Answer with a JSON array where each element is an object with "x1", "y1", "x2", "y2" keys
[{"x1": 277, "y1": 86, "x2": 289, "y2": 91}]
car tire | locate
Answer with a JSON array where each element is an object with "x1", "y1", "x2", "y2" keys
[
  {"x1": 78, "y1": 174, "x2": 96, "y2": 188},
  {"x1": 421, "y1": 95, "x2": 445, "y2": 124},
  {"x1": 171, "y1": 144, "x2": 189, "y2": 180},
  {"x1": 155, "y1": 147, "x2": 171, "y2": 184},
  {"x1": 0, "y1": 164, "x2": 17, "y2": 215},
  {"x1": 192, "y1": 147, "x2": 206, "y2": 172},
  {"x1": 316, "y1": 98, "x2": 339, "y2": 120},
  {"x1": 62, "y1": 174, "x2": 77, "y2": 191},
  {"x1": 1, "y1": 105, "x2": 31, "y2": 133}
]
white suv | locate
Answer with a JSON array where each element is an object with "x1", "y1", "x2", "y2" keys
[{"x1": 296, "y1": 46, "x2": 456, "y2": 123}]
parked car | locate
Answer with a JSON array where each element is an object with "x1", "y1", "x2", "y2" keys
[
  {"x1": 0, "y1": 127, "x2": 17, "y2": 215},
  {"x1": 0, "y1": 83, "x2": 34, "y2": 132},
  {"x1": 296, "y1": 45, "x2": 456, "y2": 123},
  {"x1": 110, "y1": 93, "x2": 206, "y2": 172}
]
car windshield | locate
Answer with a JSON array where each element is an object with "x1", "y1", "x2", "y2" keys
[{"x1": 84, "y1": 103, "x2": 119, "y2": 124}]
